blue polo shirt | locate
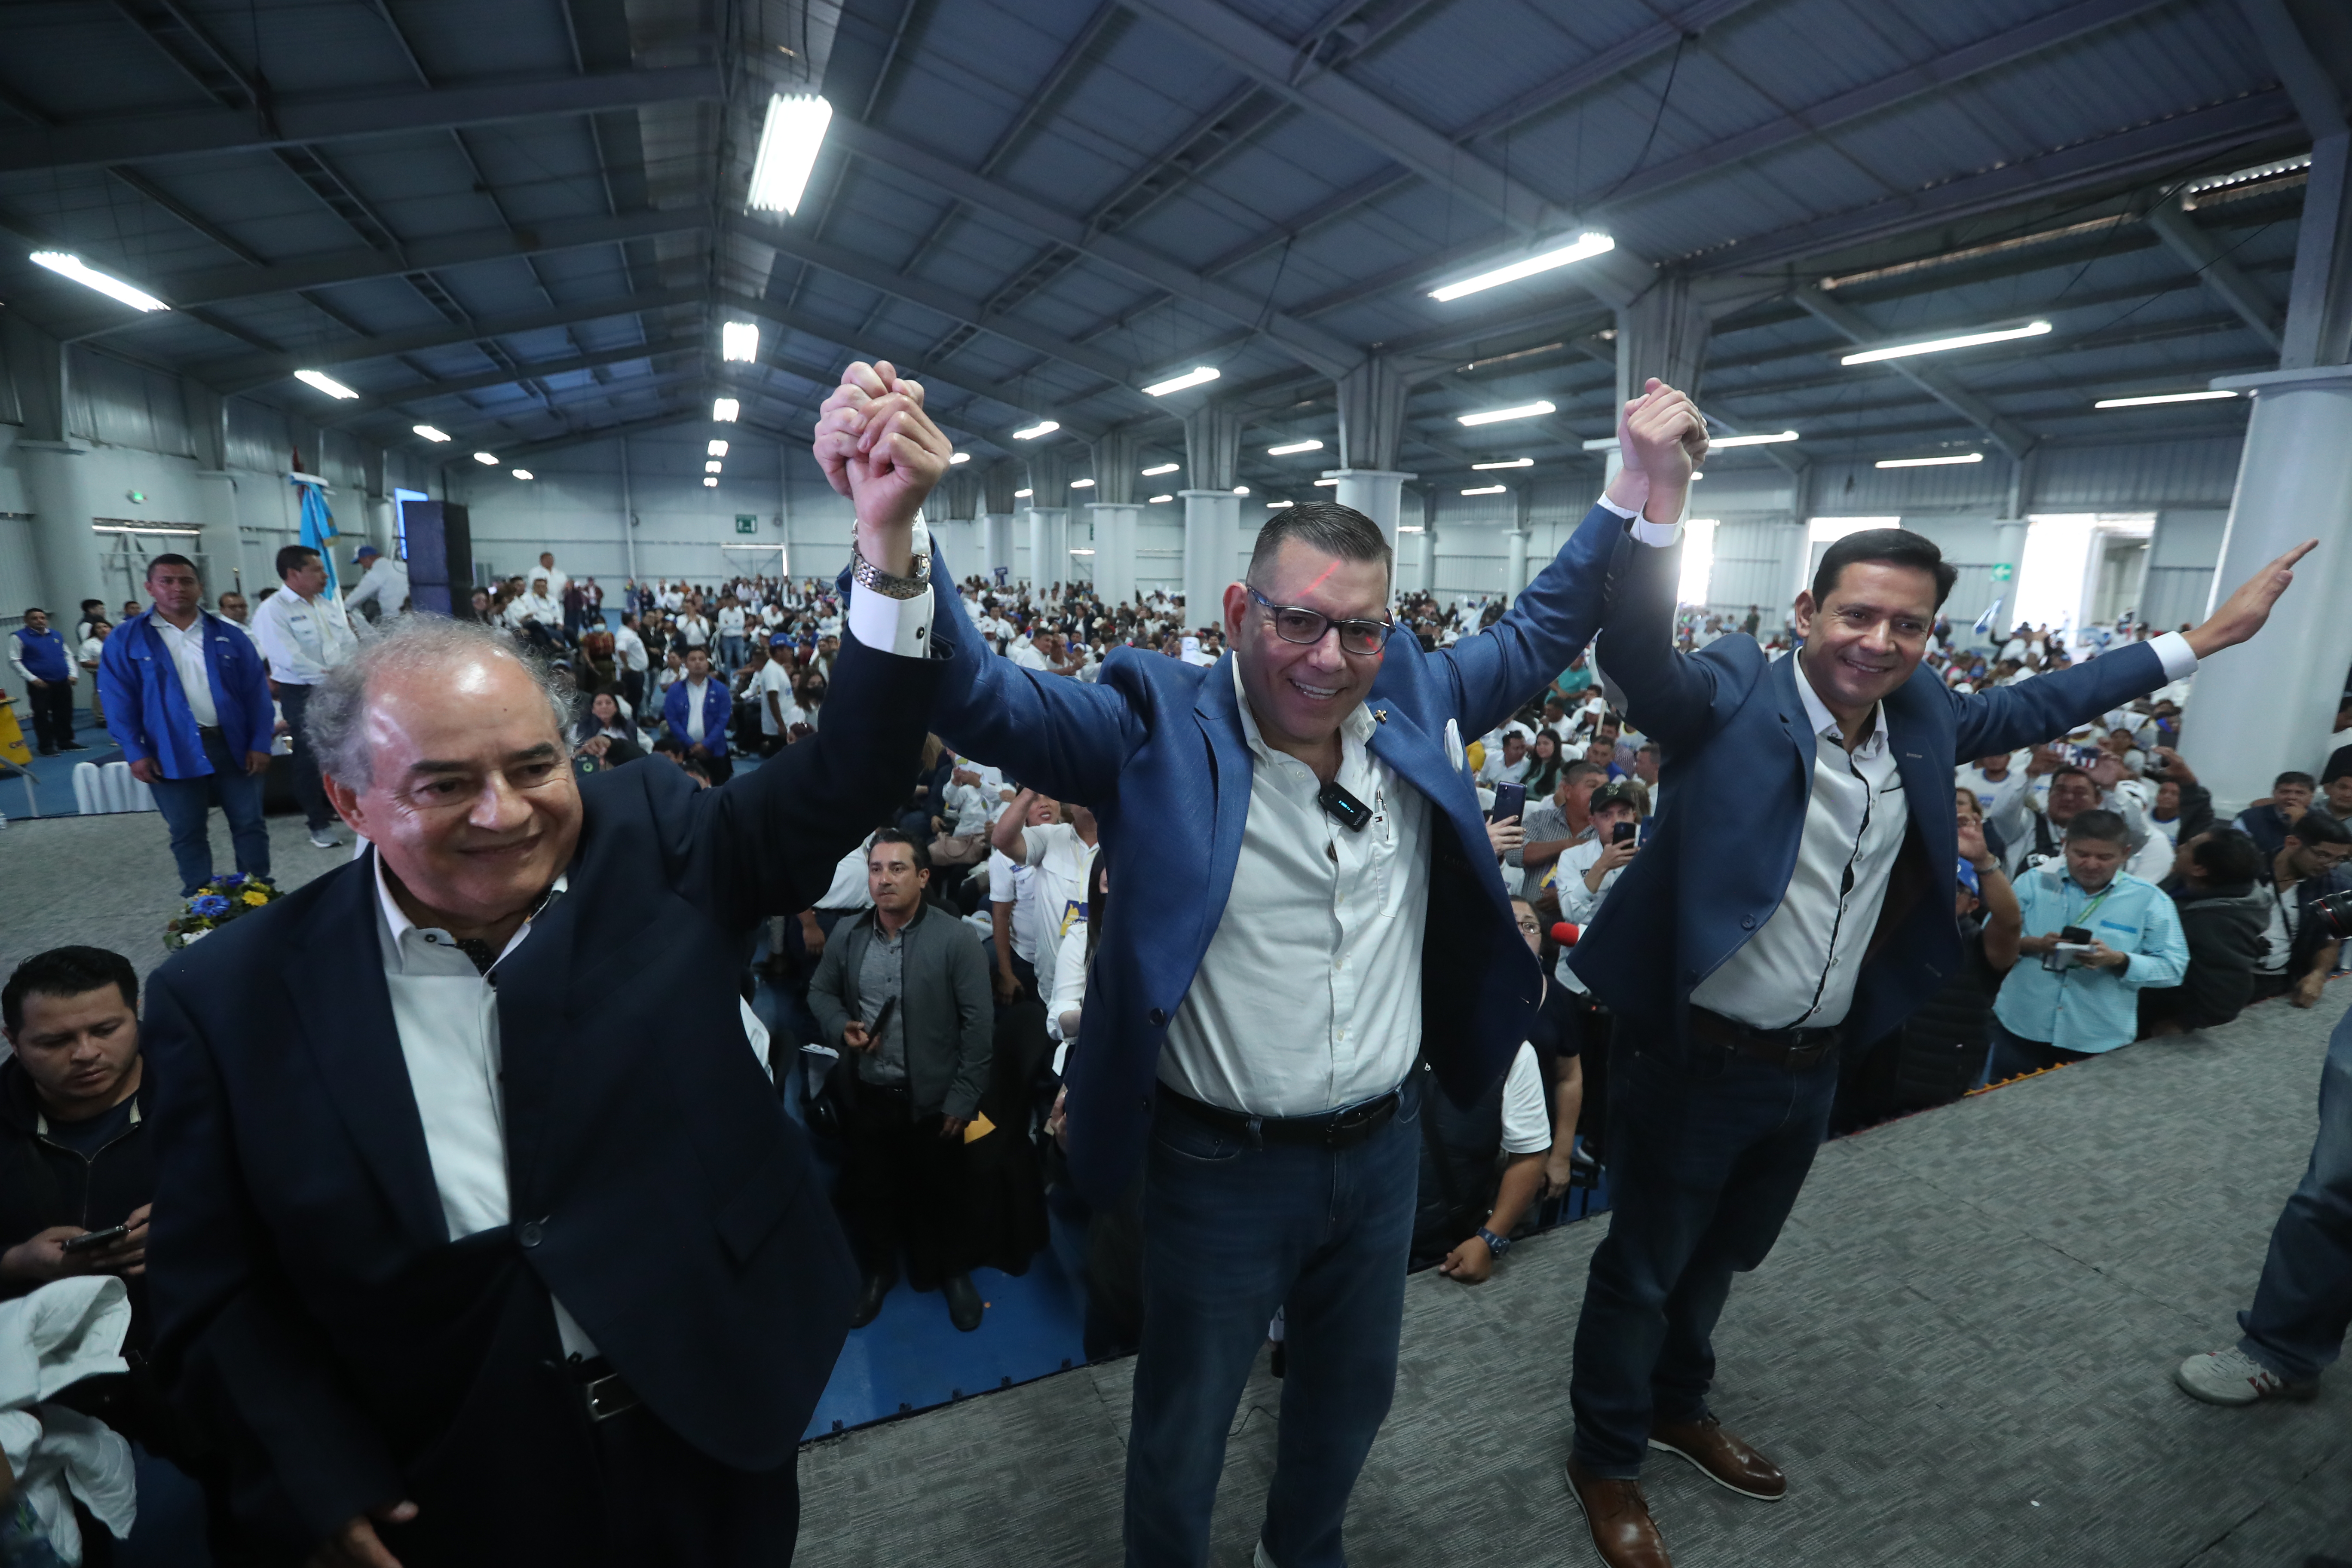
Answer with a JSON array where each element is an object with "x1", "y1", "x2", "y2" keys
[{"x1": 1994, "y1": 866, "x2": 2187, "y2": 1054}]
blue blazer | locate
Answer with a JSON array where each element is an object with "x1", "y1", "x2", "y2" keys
[
  {"x1": 663, "y1": 675, "x2": 731, "y2": 754},
  {"x1": 1568, "y1": 536, "x2": 2176, "y2": 1053},
  {"x1": 98, "y1": 610, "x2": 274, "y2": 776},
  {"x1": 142, "y1": 631, "x2": 936, "y2": 1558},
  {"x1": 924, "y1": 502, "x2": 1632, "y2": 1201}
]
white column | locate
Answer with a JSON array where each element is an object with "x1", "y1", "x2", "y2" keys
[
  {"x1": 980, "y1": 512, "x2": 1014, "y2": 581},
  {"x1": 2180, "y1": 365, "x2": 2352, "y2": 813},
  {"x1": 1325, "y1": 468, "x2": 1415, "y2": 545},
  {"x1": 1087, "y1": 502, "x2": 1142, "y2": 605},
  {"x1": 1988, "y1": 520, "x2": 2027, "y2": 640},
  {"x1": 1420, "y1": 524, "x2": 1440, "y2": 594},
  {"x1": 192, "y1": 470, "x2": 246, "y2": 602},
  {"x1": 1505, "y1": 528, "x2": 1531, "y2": 603},
  {"x1": 1026, "y1": 508, "x2": 1069, "y2": 591},
  {"x1": 1180, "y1": 488, "x2": 1242, "y2": 635},
  {"x1": 18, "y1": 441, "x2": 107, "y2": 618}
]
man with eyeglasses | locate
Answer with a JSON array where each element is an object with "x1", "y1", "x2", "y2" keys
[{"x1": 816, "y1": 361, "x2": 1706, "y2": 1568}]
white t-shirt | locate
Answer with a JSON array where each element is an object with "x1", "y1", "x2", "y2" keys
[
  {"x1": 614, "y1": 625, "x2": 649, "y2": 673},
  {"x1": 988, "y1": 849, "x2": 1041, "y2": 966},
  {"x1": 1022, "y1": 822, "x2": 1098, "y2": 985},
  {"x1": 817, "y1": 833, "x2": 876, "y2": 913},
  {"x1": 1499, "y1": 1041, "x2": 1552, "y2": 1155},
  {"x1": 754, "y1": 661, "x2": 799, "y2": 737}
]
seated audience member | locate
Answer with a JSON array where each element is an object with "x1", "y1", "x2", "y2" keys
[
  {"x1": 808, "y1": 832, "x2": 994, "y2": 1332},
  {"x1": 1513, "y1": 759, "x2": 1606, "y2": 883},
  {"x1": 2142, "y1": 830, "x2": 2269, "y2": 1035},
  {"x1": 663, "y1": 646, "x2": 732, "y2": 786},
  {"x1": 1477, "y1": 728, "x2": 1531, "y2": 789},
  {"x1": 572, "y1": 690, "x2": 644, "y2": 772},
  {"x1": 1991, "y1": 756, "x2": 2147, "y2": 874},
  {"x1": 2237, "y1": 771, "x2": 2317, "y2": 858},
  {"x1": 2311, "y1": 759, "x2": 2352, "y2": 829},
  {"x1": 1410, "y1": 899, "x2": 1562, "y2": 1283},
  {"x1": 1989, "y1": 808, "x2": 2187, "y2": 1079},
  {"x1": 2250, "y1": 810, "x2": 2352, "y2": 1008},
  {"x1": 1839, "y1": 811, "x2": 2021, "y2": 1127}
]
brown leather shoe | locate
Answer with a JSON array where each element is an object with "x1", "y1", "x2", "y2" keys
[
  {"x1": 1565, "y1": 1456, "x2": 1672, "y2": 1568},
  {"x1": 1648, "y1": 1414, "x2": 1785, "y2": 1501}
]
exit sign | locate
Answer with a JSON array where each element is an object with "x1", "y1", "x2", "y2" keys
[
  {"x1": 1990, "y1": 563, "x2": 2014, "y2": 581},
  {"x1": 735, "y1": 514, "x2": 757, "y2": 535}
]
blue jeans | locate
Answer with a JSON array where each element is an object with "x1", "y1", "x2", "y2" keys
[
  {"x1": 1124, "y1": 1079, "x2": 1421, "y2": 1568},
  {"x1": 148, "y1": 728, "x2": 270, "y2": 895},
  {"x1": 720, "y1": 634, "x2": 746, "y2": 671},
  {"x1": 1570, "y1": 1043, "x2": 1838, "y2": 1475},
  {"x1": 2238, "y1": 1003, "x2": 2352, "y2": 1383},
  {"x1": 1984, "y1": 1017, "x2": 2093, "y2": 1084}
]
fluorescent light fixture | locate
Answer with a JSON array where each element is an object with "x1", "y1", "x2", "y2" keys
[
  {"x1": 1266, "y1": 500, "x2": 1294, "y2": 508},
  {"x1": 949, "y1": 451, "x2": 971, "y2": 464},
  {"x1": 705, "y1": 460, "x2": 723, "y2": 474},
  {"x1": 1430, "y1": 232, "x2": 1615, "y2": 302},
  {"x1": 472, "y1": 451, "x2": 499, "y2": 465},
  {"x1": 707, "y1": 439, "x2": 729, "y2": 457},
  {"x1": 1396, "y1": 524, "x2": 1424, "y2": 534},
  {"x1": 1707, "y1": 429, "x2": 1800, "y2": 448},
  {"x1": 1458, "y1": 400, "x2": 1556, "y2": 427},
  {"x1": 1012, "y1": 420, "x2": 1059, "y2": 440},
  {"x1": 29, "y1": 251, "x2": 169, "y2": 312},
  {"x1": 704, "y1": 476, "x2": 719, "y2": 487},
  {"x1": 2094, "y1": 389, "x2": 2240, "y2": 409},
  {"x1": 1014, "y1": 487, "x2": 1034, "y2": 498},
  {"x1": 1841, "y1": 321, "x2": 2049, "y2": 365},
  {"x1": 713, "y1": 398, "x2": 740, "y2": 422},
  {"x1": 1140, "y1": 462, "x2": 1181, "y2": 477},
  {"x1": 412, "y1": 424, "x2": 450, "y2": 442},
  {"x1": 746, "y1": 93, "x2": 833, "y2": 215},
  {"x1": 1266, "y1": 438, "x2": 1324, "y2": 456},
  {"x1": 1069, "y1": 477, "x2": 1095, "y2": 489},
  {"x1": 1875, "y1": 452, "x2": 1984, "y2": 469},
  {"x1": 511, "y1": 469, "x2": 533, "y2": 481},
  {"x1": 1148, "y1": 493, "x2": 1173, "y2": 503},
  {"x1": 1461, "y1": 484, "x2": 1508, "y2": 496},
  {"x1": 1472, "y1": 457, "x2": 1533, "y2": 470},
  {"x1": 1142, "y1": 366, "x2": 1220, "y2": 397},
  {"x1": 1232, "y1": 486, "x2": 1250, "y2": 496},
  {"x1": 721, "y1": 321, "x2": 759, "y2": 362},
  {"x1": 294, "y1": 369, "x2": 359, "y2": 399},
  {"x1": 1070, "y1": 548, "x2": 1095, "y2": 555},
  {"x1": 2184, "y1": 153, "x2": 2311, "y2": 200},
  {"x1": 1313, "y1": 478, "x2": 1338, "y2": 487}
]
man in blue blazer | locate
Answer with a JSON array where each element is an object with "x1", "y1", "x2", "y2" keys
[
  {"x1": 98, "y1": 553, "x2": 276, "y2": 895},
  {"x1": 1559, "y1": 521, "x2": 2313, "y2": 1568},
  {"x1": 662, "y1": 644, "x2": 733, "y2": 783},
  {"x1": 141, "y1": 403, "x2": 951, "y2": 1568},
  {"x1": 818, "y1": 363, "x2": 1706, "y2": 1568}
]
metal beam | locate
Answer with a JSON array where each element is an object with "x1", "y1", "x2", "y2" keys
[
  {"x1": 0, "y1": 64, "x2": 722, "y2": 176},
  {"x1": 826, "y1": 118, "x2": 1363, "y2": 377},
  {"x1": 1697, "y1": 91, "x2": 2297, "y2": 275},
  {"x1": 1596, "y1": 0, "x2": 2180, "y2": 212},
  {"x1": 327, "y1": 337, "x2": 700, "y2": 422},
  {"x1": 479, "y1": 406, "x2": 716, "y2": 465},
  {"x1": 2144, "y1": 199, "x2": 2285, "y2": 351},
  {"x1": 2236, "y1": 0, "x2": 2346, "y2": 136},
  {"x1": 1791, "y1": 286, "x2": 2036, "y2": 458}
]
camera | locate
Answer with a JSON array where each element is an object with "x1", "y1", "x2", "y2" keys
[{"x1": 2315, "y1": 888, "x2": 2352, "y2": 942}]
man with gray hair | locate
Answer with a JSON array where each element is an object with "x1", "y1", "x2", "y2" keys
[{"x1": 140, "y1": 382, "x2": 951, "y2": 1568}]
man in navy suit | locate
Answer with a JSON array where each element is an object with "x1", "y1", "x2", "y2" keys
[
  {"x1": 818, "y1": 362, "x2": 1706, "y2": 1568},
  {"x1": 1560, "y1": 521, "x2": 2313, "y2": 1568},
  {"x1": 141, "y1": 387, "x2": 951, "y2": 1568}
]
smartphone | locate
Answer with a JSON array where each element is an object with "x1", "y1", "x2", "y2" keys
[
  {"x1": 1490, "y1": 781, "x2": 1526, "y2": 824},
  {"x1": 1612, "y1": 821, "x2": 1638, "y2": 845},
  {"x1": 61, "y1": 1223, "x2": 131, "y2": 1255},
  {"x1": 867, "y1": 996, "x2": 897, "y2": 1042}
]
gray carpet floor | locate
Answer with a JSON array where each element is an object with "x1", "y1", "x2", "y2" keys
[
  {"x1": 0, "y1": 808, "x2": 348, "y2": 980},
  {"x1": 796, "y1": 992, "x2": 2352, "y2": 1568}
]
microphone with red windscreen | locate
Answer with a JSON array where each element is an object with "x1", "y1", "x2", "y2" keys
[{"x1": 1550, "y1": 922, "x2": 1582, "y2": 947}]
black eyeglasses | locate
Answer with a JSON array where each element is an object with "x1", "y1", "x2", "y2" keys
[{"x1": 1247, "y1": 587, "x2": 1395, "y2": 656}]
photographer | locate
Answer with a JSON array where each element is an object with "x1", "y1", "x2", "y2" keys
[
  {"x1": 1988, "y1": 808, "x2": 2187, "y2": 1079},
  {"x1": 2249, "y1": 811, "x2": 2352, "y2": 1008}
]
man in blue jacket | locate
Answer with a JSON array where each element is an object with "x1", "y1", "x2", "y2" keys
[
  {"x1": 98, "y1": 554, "x2": 275, "y2": 896},
  {"x1": 9, "y1": 605, "x2": 84, "y2": 755},
  {"x1": 818, "y1": 361, "x2": 1704, "y2": 1568},
  {"x1": 1559, "y1": 523, "x2": 2313, "y2": 1568},
  {"x1": 663, "y1": 645, "x2": 733, "y2": 784}
]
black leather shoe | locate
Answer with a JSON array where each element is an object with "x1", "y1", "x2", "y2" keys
[
  {"x1": 850, "y1": 1270, "x2": 894, "y2": 1329},
  {"x1": 943, "y1": 1272, "x2": 984, "y2": 1332}
]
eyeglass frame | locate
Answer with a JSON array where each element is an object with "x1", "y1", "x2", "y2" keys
[{"x1": 1245, "y1": 585, "x2": 1396, "y2": 656}]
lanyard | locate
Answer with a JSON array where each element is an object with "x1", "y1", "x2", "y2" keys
[{"x1": 2070, "y1": 885, "x2": 2113, "y2": 926}]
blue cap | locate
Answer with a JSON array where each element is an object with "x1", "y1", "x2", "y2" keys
[
  {"x1": 1956, "y1": 858, "x2": 1981, "y2": 897},
  {"x1": 354, "y1": 544, "x2": 380, "y2": 560}
]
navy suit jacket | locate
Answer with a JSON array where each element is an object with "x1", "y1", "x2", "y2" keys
[
  {"x1": 142, "y1": 630, "x2": 935, "y2": 1557},
  {"x1": 923, "y1": 502, "x2": 1634, "y2": 1202},
  {"x1": 1569, "y1": 536, "x2": 2176, "y2": 1051}
]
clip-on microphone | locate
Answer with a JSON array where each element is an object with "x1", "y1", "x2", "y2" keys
[{"x1": 1317, "y1": 779, "x2": 1372, "y2": 832}]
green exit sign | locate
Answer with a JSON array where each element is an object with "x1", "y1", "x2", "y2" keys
[
  {"x1": 1991, "y1": 563, "x2": 2014, "y2": 582},
  {"x1": 735, "y1": 514, "x2": 757, "y2": 535}
]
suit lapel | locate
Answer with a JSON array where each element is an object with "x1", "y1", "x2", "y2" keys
[
  {"x1": 292, "y1": 858, "x2": 449, "y2": 1249},
  {"x1": 1771, "y1": 650, "x2": 1819, "y2": 780},
  {"x1": 1191, "y1": 657, "x2": 1256, "y2": 947},
  {"x1": 1363, "y1": 701, "x2": 1490, "y2": 890}
]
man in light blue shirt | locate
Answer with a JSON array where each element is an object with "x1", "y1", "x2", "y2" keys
[{"x1": 1990, "y1": 806, "x2": 2186, "y2": 1078}]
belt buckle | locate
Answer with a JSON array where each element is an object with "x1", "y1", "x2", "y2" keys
[{"x1": 584, "y1": 1370, "x2": 639, "y2": 1422}]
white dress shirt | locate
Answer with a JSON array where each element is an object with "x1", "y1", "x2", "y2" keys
[
  {"x1": 681, "y1": 677, "x2": 710, "y2": 744},
  {"x1": 344, "y1": 558, "x2": 411, "y2": 618},
  {"x1": 1690, "y1": 654, "x2": 1910, "y2": 1032},
  {"x1": 1159, "y1": 660, "x2": 1433, "y2": 1117},
  {"x1": 251, "y1": 588, "x2": 358, "y2": 686},
  {"x1": 150, "y1": 615, "x2": 219, "y2": 727},
  {"x1": 1021, "y1": 822, "x2": 1099, "y2": 992},
  {"x1": 614, "y1": 625, "x2": 648, "y2": 673}
]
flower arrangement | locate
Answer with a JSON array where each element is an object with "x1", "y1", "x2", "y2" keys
[{"x1": 165, "y1": 872, "x2": 281, "y2": 949}]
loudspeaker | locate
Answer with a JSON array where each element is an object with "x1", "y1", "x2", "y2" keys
[{"x1": 402, "y1": 500, "x2": 472, "y2": 616}]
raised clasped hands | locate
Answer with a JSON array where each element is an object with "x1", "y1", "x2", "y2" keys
[
  {"x1": 1604, "y1": 377, "x2": 1709, "y2": 527},
  {"x1": 814, "y1": 359, "x2": 954, "y2": 575}
]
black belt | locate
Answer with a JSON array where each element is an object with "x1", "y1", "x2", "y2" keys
[
  {"x1": 569, "y1": 1356, "x2": 641, "y2": 1422},
  {"x1": 1163, "y1": 1084, "x2": 1401, "y2": 1148},
  {"x1": 1688, "y1": 1006, "x2": 1841, "y2": 1071}
]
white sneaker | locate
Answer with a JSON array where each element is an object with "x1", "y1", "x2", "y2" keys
[
  {"x1": 1252, "y1": 1544, "x2": 1279, "y2": 1568},
  {"x1": 2174, "y1": 1347, "x2": 2318, "y2": 1406},
  {"x1": 309, "y1": 827, "x2": 342, "y2": 849}
]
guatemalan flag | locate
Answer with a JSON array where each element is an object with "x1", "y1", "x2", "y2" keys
[
  {"x1": 294, "y1": 475, "x2": 340, "y2": 598},
  {"x1": 1972, "y1": 597, "x2": 2004, "y2": 639}
]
